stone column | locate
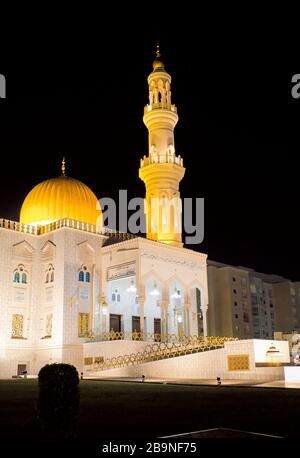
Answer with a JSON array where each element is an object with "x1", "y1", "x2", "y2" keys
[
  {"x1": 184, "y1": 303, "x2": 191, "y2": 337},
  {"x1": 139, "y1": 296, "x2": 145, "y2": 337},
  {"x1": 161, "y1": 300, "x2": 168, "y2": 341},
  {"x1": 201, "y1": 304, "x2": 208, "y2": 338}
]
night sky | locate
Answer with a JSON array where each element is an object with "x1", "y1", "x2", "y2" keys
[{"x1": 0, "y1": 11, "x2": 299, "y2": 280}]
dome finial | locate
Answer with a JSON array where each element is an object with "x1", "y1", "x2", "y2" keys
[
  {"x1": 61, "y1": 157, "x2": 66, "y2": 176},
  {"x1": 156, "y1": 42, "x2": 161, "y2": 58},
  {"x1": 152, "y1": 42, "x2": 165, "y2": 71}
]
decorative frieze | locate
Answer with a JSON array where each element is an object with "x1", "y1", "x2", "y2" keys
[
  {"x1": 107, "y1": 261, "x2": 136, "y2": 281},
  {"x1": 141, "y1": 251, "x2": 205, "y2": 270}
]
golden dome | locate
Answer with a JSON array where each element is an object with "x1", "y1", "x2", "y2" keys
[{"x1": 20, "y1": 164, "x2": 100, "y2": 226}]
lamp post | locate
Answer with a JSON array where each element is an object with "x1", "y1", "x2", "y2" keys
[
  {"x1": 175, "y1": 306, "x2": 184, "y2": 340},
  {"x1": 100, "y1": 295, "x2": 108, "y2": 335}
]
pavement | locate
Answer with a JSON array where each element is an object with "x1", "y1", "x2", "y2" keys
[
  {"x1": 86, "y1": 376, "x2": 259, "y2": 386},
  {"x1": 161, "y1": 427, "x2": 282, "y2": 438},
  {"x1": 86, "y1": 376, "x2": 300, "y2": 389}
]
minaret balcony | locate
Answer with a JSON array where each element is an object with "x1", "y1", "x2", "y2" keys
[
  {"x1": 140, "y1": 153, "x2": 183, "y2": 168},
  {"x1": 144, "y1": 103, "x2": 177, "y2": 115}
]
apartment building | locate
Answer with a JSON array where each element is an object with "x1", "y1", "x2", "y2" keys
[{"x1": 207, "y1": 260, "x2": 300, "y2": 339}]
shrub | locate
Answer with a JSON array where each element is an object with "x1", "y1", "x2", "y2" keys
[{"x1": 38, "y1": 363, "x2": 80, "y2": 437}]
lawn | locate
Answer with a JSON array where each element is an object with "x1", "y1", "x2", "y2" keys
[{"x1": 0, "y1": 379, "x2": 299, "y2": 438}]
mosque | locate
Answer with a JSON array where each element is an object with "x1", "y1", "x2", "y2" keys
[{"x1": 0, "y1": 48, "x2": 290, "y2": 381}]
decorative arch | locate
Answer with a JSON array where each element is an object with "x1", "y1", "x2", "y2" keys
[
  {"x1": 78, "y1": 264, "x2": 91, "y2": 283},
  {"x1": 13, "y1": 264, "x2": 29, "y2": 285},
  {"x1": 45, "y1": 263, "x2": 55, "y2": 284}
]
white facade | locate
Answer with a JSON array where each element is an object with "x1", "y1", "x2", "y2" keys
[{"x1": 0, "y1": 221, "x2": 208, "y2": 378}]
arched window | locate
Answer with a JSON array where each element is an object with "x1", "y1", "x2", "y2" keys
[
  {"x1": 13, "y1": 265, "x2": 29, "y2": 285},
  {"x1": 112, "y1": 289, "x2": 120, "y2": 302},
  {"x1": 45, "y1": 264, "x2": 54, "y2": 284},
  {"x1": 78, "y1": 265, "x2": 90, "y2": 283}
]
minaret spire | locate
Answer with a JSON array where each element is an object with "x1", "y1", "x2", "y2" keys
[
  {"x1": 139, "y1": 49, "x2": 185, "y2": 248},
  {"x1": 156, "y1": 42, "x2": 161, "y2": 58},
  {"x1": 61, "y1": 157, "x2": 66, "y2": 177}
]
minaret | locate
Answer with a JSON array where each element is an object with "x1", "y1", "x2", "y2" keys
[{"x1": 139, "y1": 44, "x2": 185, "y2": 247}]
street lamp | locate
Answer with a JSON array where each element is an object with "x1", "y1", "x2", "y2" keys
[
  {"x1": 150, "y1": 282, "x2": 160, "y2": 296},
  {"x1": 171, "y1": 286, "x2": 181, "y2": 299},
  {"x1": 127, "y1": 279, "x2": 137, "y2": 293},
  {"x1": 101, "y1": 295, "x2": 108, "y2": 313}
]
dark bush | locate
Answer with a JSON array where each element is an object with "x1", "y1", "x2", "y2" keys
[{"x1": 38, "y1": 363, "x2": 80, "y2": 437}]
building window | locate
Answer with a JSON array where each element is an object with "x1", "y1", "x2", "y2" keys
[
  {"x1": 243, "y1": 312, "x2": 249, "y2": 323},
  {"x1": 250, "y1": 283, "x2": 256, "y2": 294},
  {"x1": 242, "y1": 288, "x2": 247, "y2": 298},
  {"x1": 242, "y1": 301, "x2": 248, "y2": 310},
  {"x1": 244, "y1": 325, "x2": 250, "y2": 334},
  {"x1": 112, "y1": 289, "x2": 121, "y2": 302},
  {"x1": 235, "y1": 314, "x2": 238, "y2": 319},
  {"x1": 251, "y1": 296, "x2": 258, "y2": 305},
  {"x1": 232, "y1": 277, "x2": 236, "y2": 282},
  {"x1": 234, "y1": 301, "x2": 238, "y2": 306},
  {"x1": 78, "y1": 313, "x2": 89, "y2": 337},
  {"x1": 46, "y1": 314, "x2": 52, "y2": 337},
  {"x1": 78, "y1": 265, "x2": 90, "y2": 283},
  {"x1": 46, "y1": 264, "x2": 54, "y2": 283},
  {"x1": 233, "y1": 289, "x2": 237, "y2": 294},
  {"x1": 13, "y1": 265, "x2": 29, "y2": 284},
  {"x1": 11, "y1": 314, "x2": 24, "y2": 338}
]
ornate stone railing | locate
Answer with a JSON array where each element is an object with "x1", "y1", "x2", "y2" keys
[
  {"x1": 0, "y1": 217, "x2": 136, "y2": 240},
  {"x1": 86, "y1": 331, "x2": 196, "y2": 343},
  {"x1": 85, "y1": 336, "x2": 237, "y2": 371},
  {"x1": 140, "y1": 153, "x2": 183, "y2": 168},
  {"x1": 0, "y1": 219, "x2": 39, "y2": 234},
  {"x1": 144, "y1": 103, "x2": 177, "y2": 115}
]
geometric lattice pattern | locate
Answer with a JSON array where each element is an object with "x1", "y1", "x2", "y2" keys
[
  {"x1": 227, "y1": 354, "x2": 250, "y2": 371},
  {"x1": 78, "y1": 313, "x2": 89, "y2": 337},
  {"x1": 11, "y1": 314, "x2": 24, "y2": 338},
  {"x1": 46, "y1": 313, "x2": 52, "y2": 337},
  {"x1": 84, "y1": 336, "x2": 238, "y2": 370},
  {"x1": 94, "y1": 356, "x2": 104, "y2": 364}
]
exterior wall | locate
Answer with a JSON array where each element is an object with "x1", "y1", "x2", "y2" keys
[
  {"x1": 0, "y1": 225, "x2": 208, "y2": 378},
  {"x1": 93, "y1": 339, "x2": 287, "y2": 382},
  {"x1": 249, "y1": 277, "x2": 274, "y2": 339},
  {"x1": 84, "y1": 340, "x2": 148, "y2": 361},
  {"x1": 207, "y1": 265, "x2": 253, "y2": 339},
  {"x1": 0, "y1": 225, "x2": 106, "y2": 378},
  {"x1": 208, "y1": 261, "x2": 300, "y2": 339},
  {"x1": 101, "y1": 237, "x2": 208, "y2": 339},
  {"x1": 273, "y1": 282, "x2": 300, "y2": 333}
]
